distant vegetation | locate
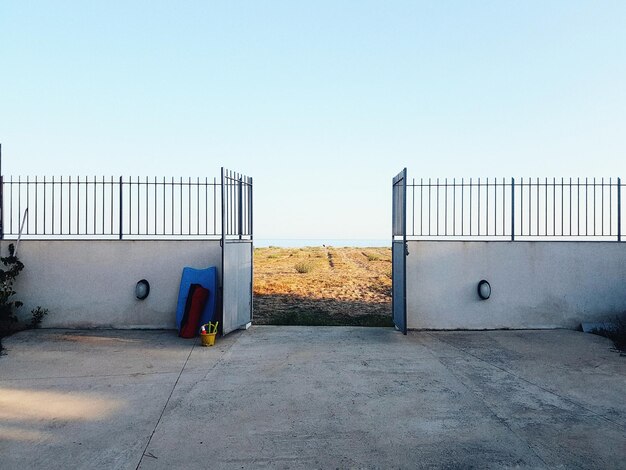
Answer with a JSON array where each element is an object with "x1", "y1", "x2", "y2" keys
[{"x1": 254, "y1": 246, "x2": 391, "y2": 327}]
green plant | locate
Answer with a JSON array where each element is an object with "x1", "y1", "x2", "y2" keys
[
  {"x1": 30, "y1": 307, "x2": 49, "y2": 329},
  {"x1": 0, "y1": 244, "x2": 25, "y2": 328},
  {"x1": 364, "y1": 252, "x2": 380, "y2": 262},
  {"x1": 294, "y1": 262, "x2": 314, "y2": 274}
]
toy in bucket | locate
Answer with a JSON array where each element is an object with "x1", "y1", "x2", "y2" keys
[{"x1": 200, "y1": 322, "x2": 218, "y2": 347}]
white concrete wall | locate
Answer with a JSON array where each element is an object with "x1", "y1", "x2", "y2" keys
[
  {"x1": 2, "y1": 240, "x2": 222, "y2": 329},
  {"x1": 406, "y1": 241, "x2": 626, "y2": 329}
]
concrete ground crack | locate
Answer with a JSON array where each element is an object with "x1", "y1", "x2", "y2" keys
[
  {"x1": 135, "y1": 344, "x2": 195, "y2": 470},
  {"x1": 134, "y1": 332, "x2": 244, "y2": 469}
]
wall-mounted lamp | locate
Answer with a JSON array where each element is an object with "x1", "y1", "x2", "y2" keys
[
  {"x1": 135, "y1": 279, "x2": 150, "y2": 300},
  {"x1": 477, "y1": 280, "x2": 491, "y2": 300}
]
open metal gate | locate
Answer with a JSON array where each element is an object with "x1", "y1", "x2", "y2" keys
[
  {"x1": 221, "y1": 168, "x2": 253, "y2": 335},
  {"x1": 392, "y1": 168, "x2": 408, "y2": 334}
]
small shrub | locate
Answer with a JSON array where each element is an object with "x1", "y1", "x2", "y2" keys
[
  {"x1": 294, "y1": 262, "x2": 314, "y2": 274},
  {"x1": 30, "y1": 307, "x2": 49, "y2": 329},
  {"x1": 364, "y1": 252, "x2": 380, "y2": 262},
  {"x1": 267, "y1": 254, "x2": 279, "y2": 259},
  {"x1": 0, "y1": 244, "x2": 25, "y2": 328}
]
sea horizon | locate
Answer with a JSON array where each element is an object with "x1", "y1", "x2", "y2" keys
[{"x1": 255, "y1": 238, "x2": 390, "y2": 248}]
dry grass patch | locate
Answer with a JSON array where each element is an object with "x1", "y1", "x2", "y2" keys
[{"x1": 254, "y1": 246, "x2": 392, "y2": 325}]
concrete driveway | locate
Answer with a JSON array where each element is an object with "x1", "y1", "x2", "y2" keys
[{"x1": 1, "y1": 327, "x2": 624, "y2": 469}]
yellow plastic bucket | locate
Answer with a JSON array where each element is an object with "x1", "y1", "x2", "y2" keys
[{"x1": 200, "y1": 332, "x2": 216, "y2": 347}]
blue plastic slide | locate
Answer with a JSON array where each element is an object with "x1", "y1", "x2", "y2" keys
[{"x1": 175, "y1": 266, "x2": 218, "y2": 332}]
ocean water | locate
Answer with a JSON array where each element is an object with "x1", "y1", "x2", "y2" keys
[{"x1": 255, "y1": 238, "x2": 390, "y2": 248}]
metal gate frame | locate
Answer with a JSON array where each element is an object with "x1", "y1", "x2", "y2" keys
[
  {"x1": 220, "y1": 168, "x2": 253, "y2": 335},
  {"x1": 392, "y1": 168, "x2": 408, "y2": 334}
]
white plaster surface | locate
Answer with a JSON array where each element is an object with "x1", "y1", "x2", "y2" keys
[
  {"x1": 406, "y1": 241, "x2": 626, "y2": 329},
  {"x1": 3, "y1": 240, "x2": 222, "y2": 328}
]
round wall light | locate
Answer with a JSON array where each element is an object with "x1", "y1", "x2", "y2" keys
[
  {"x1": 135, "y1": 279, "x2": 150, "y2": 300},
  {"x1": 477, "y1": 280, "x2": 491, "y2": 300}
]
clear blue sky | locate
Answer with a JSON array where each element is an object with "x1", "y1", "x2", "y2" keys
[{"x1": 1, "y1": 1, "x2": 625, "y2": 239}]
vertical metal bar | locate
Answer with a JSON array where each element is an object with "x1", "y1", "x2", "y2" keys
[
  {"x1": 477, "y1": 178, "x2": 481, "y2": 236},
  {"x1": 137, "y1": 176, "x2": 140, "y2": 235},
  {"x1": 205, "y1": 177, "x2": 208, "y2": 235},
  {"x1": 163, "y1": 177, "x2": 167, "y2": 235},
  {"x1": 84, "y1": 176, "x2": 88, "y2": 234},
  {"x1": 485, "y1": 178, "x2": 488, "y2": 236},
  {"x1": 536, "y1": 177, "x2": 539, "y2": 236},
  {"x1": 424, "y1": 178, "x2": 431, "y2": 237},
  {"x1": 109, "y1": 176, "x2": 113, "y2": 235},
  {"x1": 76, "y1": 175, "x2": 80, "y2": 234},
  {"x1": 436, "y1": 178, "x2": 439, "y2": 235},
  {"x1": 196, "y1": 177, "x2": 200, "y2": 235},
  {"x1": 61, "y1": 176, "x2": 64, "y2": 234},
  {"x1": 593, "y1": 177, "x2": 596, "y2": 236},
  {"x1": 221, "y1": 167, "x2": 226, "y2": 243},
  {"x1": 27, "y1": 176, "x2": 30, "y2": 233},
  {"x1": 528, "y1": 176, "x2": 533, "y2": 236},
  {"x1": 213, "y1": 177, "x2": 217, "y2": 235},
  {"x1": 18, "y1": 176, "x2": 22, "y2": 235},
  {"x1": 609, "y1": 178, "x2": 612, "y2": 236},
  {"x1": 154, "y1": 176, "x2": 157, "y2": 235},
  {"x1": 601, "y1": 178, "x2": 604, "y2": 236},
  {"x1": 461, "y1": 178, "x2": 464, "y2": 236},
  {"x1": 469, "y1": 178, "x2": 472, "y2": 235},
  {"x1": 585, "y1": 177, "x2": 588, "y2": 236},
  {"x1": 502, "y1": 178, "x2": 505, "y2": 236},
  {"x1": 43, "y1": 176, "x2": 47, "y2": 234},
  {"x1": 145, "y1": 176, "x2": 149, "y2": 236},
  {"x1": 552, "y1": 177, "x2": 555, "y2": 236},
  {"x1": 568, "y1": 178, "x2": 571, "y2": 236},
  {"x1": 238, "y1": 176, "x2": 243, "y2": 239},
  {"x1": 188, "y1": 177, "x2": 191, "y2": 235},
  {"x1": 519, "y1": 177, "x2": 524, "y2": 237},
  {"x1": 126, "y1": 177, "x2": 130, "y2": 235},
  {"x1": 101, "y1": 176, "x2": 105, "y2": 235},
  {"x1": 118, "y1": 176, "x2": 123, "y2": 239},
  {"x1": 561, "y1": 177, "x2": 565, "y2": 236},
  {"x1": 511, "y1": 178, "x2": 515, "y2": 241},
  {"x1": 453, "y1": 178, "x2": 456, "y2": 235},
  {"x1": 420, "y1": 178, "x2": 423, "y2": 235},
  {"x1": 445, "y1": 178, "x2": 448, "y2": 235},
  {"x1": 541, "y1": 178, "x2": 545, "y2": 236},
  {"x1": 52, "y1": 176, "x2": 55, "y2": 234},
  {"x1": 34, "y1": 176, "x2": 38, "y2": 234},
  {"x1": 617, "y1": 178, "x2": 622, "y2": 242},
  {"x1": 576, "y1": 177, "x2": 580, "y2": 235},
  {"x1": 412, "y1": 178, "x2": 415, "y2": 236},
  {"x1": 9, "y1": 176, "x2": 12, "y2": 235},
  {"x1": 90, "y1": 176, "x2": 95, "y2": 234}
]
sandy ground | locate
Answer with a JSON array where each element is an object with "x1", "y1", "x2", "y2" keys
[{"x1": 253, "y1": 246, "x2": 391, "y2": 322}]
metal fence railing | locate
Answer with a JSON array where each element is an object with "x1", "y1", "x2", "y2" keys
[
  {"x1": 0, "y1": 167, "x2": 253, "y2": 241},
  {"x1": 406, "y1": 177, "x2": 623, "y2": 241},
  {"x1": 222, "y1": 168, "x2": 253, "y2": 239}
]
